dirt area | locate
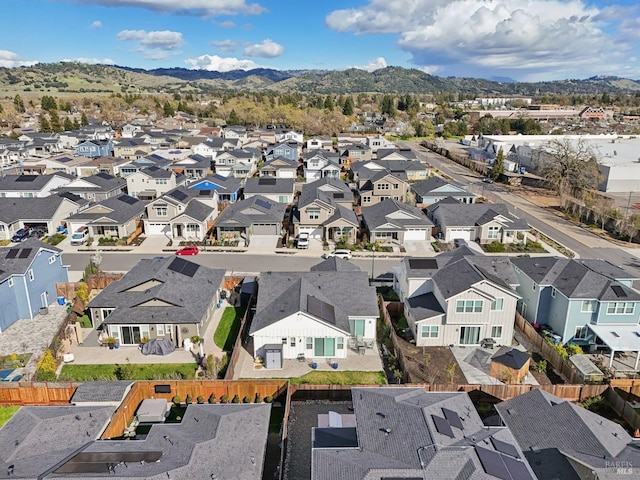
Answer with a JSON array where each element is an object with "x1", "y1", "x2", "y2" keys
[
  {"x1": 508, "y1": 184, "x2": 561, "y2": 209},
  {"x1": 397, "y1": 340, "x2": 466, "y2": 385}
]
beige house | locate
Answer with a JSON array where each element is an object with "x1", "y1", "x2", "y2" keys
[
  {"x1": 113, "y1": 139, "x2": 152, "y2": 160},
  {"x1": 127, "y1": 167, "x2": 187, "y2": 200},
  {"x1": 359, "y1": 171, "x2": 408, "y2": 206}
]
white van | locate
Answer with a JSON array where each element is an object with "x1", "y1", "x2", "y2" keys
[{"x1": 70, "y1": 226, "x2": 89, "y2": 246}]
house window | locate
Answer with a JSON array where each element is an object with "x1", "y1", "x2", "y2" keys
[
  {"x1": 532, "y1": 283, "x2": 537, "y2": 291},
  {"x1": 420, "y1": 325, "x2": 439, "y2": 338},
  {"x1": 491, "y1": 298, "x2": 504, "y2": 311},
  {"x1": 393, "y1": 183, "x2": 399, "y2": 189},
  {"x1": 306, "y1": 337, "x2": 313, "y2": 350},
  {"x1": 157, "y1": 324, "x2": 165, "y2": 336},
  {"x1": 337, "y1": 338, "x2": 344, "y2": 349},
  {"x1": 551, "y1": 288, "x2": 557, "y2": 298},
  {"x1": 48, "y1": 256, "x2": 56, "y2": 264},
  {"x1": 362, "y1": 196, "x2": 371, "y2": 203},
  {"x1": 456, "y1": 300, "x2": 482, "y2": 313},
  {"x1": 156, "y1": 179, "x2": 168, "y2": 185},
  {"x1": 581, "y1": 300, "x2": 597, "y2": 313},
  {"x1": 607, "y1": 302, "x2": 635, "y2": 315},
  {"x1": 575, "y1": 326, "x2": 588, "y2": 339},
  {"x1": 307, "y1": 209, "x2": 320, "y2": 220},
  {"x1": 282, "y1": 337, "x2": 287, "y2": 344},
  {"x1": 28, "y1": 269, "x2": 34, "y2": 281},
  {"x1": 491, "y1": 326, "x2": 503, "y2": 338},
  {"x1": 487, "y1": 226, "x2": 500, "y2": 239},
  {"x1": 102, "y1": 308, "x2": 114, "y2": 319},
  {"x1": 186, "y1": 224, "x2": 199, "y2": 233},
  {"x1": 377, "y1": 183, "x2": 389, "y2": 190},
  {"x1": 290, "y1": 337, "x2": 296, "y2": 347},
  {"x1": 8, "y1": 278, "x2": 13, "y2": 287},
  {"x1": 155, "y1": 207, "x2": 167, "y2": 216}
]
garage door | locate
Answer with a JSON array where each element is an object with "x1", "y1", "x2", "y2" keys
[
  {"x1": 404, "y1": 228, "x2": 427, "y2": 241},
  {"x1": 448, "y1": 229, "x2": 473, "y2": 241},
  {"x1": 252, "y1": 223, "x2": 278, "y2": 235},
  {"x1": 300, "y1": 227, "x2": 323, "y2": 239},
  {"x1": 145, "y1": 222, "x2": 170, "y2": 235}
]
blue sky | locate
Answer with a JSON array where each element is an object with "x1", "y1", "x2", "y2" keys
[{"x1": 1, "y1": 0, "x2": 639, "y2": 81}]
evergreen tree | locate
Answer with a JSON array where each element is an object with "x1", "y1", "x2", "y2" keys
[
  {"x1": 41, "y1": 95, "x2": 57, "y2": 111},
  {"x1": 227, "y1": 109, "x2": 241, "y2": 125},
  {"x1": 39, "y1": 114, "x2": 52, "y2": 133},
  {"x1": 342, "y1": 96, "x2": 354, "y2": 116},
  {"x1": 73, "y1": 119, "x2": 81, "y2": 130},
  {"x1": 13, "y1": 94, "x2": 25, "y2": 113},
  {"x1": 49, "y1": 109, "x2": 62, "y2": 133},
  {"x1": 381, "y1": 95, "x2": 396, "y2": 117},
  {"x1": 63, "y1": 117, "x2": 74, "y2": 131},
  {"x1": 80, "y1": 112, "x2": 89, "y2": 126},
  {"x1": 324, "y1": 95, "x2": 334, "y2": 111},
  {"x1": 491, "y1": 148, "x2": 505, "y2": 181},
  {"x1": 163, "y1": 101, "x2": 175, "y2": 117},
  {"x1": 0, "y1": 103, "x2": 3, "y2": 114}
]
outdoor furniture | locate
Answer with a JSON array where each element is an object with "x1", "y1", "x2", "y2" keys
[
  {"x1": 297, "y1": 353, "x2": 306, "y2": 363},
  {"x1": 480, "y1": 338, "x2": 496, "y2": 349}
]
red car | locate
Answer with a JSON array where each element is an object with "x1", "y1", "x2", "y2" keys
[{"x1": 175, "y1": 245, "x2": 199, "y2": 256}]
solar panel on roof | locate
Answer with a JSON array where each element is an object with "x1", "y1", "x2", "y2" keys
[
  {"x1": 612, "y1": 285, "x2": 627, "y2": 298},
  {"x1": 169, "y1": 190, "x2": 189, "y2": 201},
  {"x1": 475, "y1": 446, "x2": 510, "y2": 480},
  {"x1": 181, "y1": 262, "x2": 199, "y2": 278},
  {"x1": 95, "y1": 172, "x2": 113, "y2": 180},
  {"x1": 258, "y1": 177, "x2": 276, "y2": 185},
  {"x1": 432, "y1": 415, "x2": 455, "y2": 438},
  {"x1": 255, "y1": 198, "x2": 272, "y2": 210},
  {"x1": 118, "y1": 195, "x2": 138, "y2": 205},
  {"x1": 6, "y1": 249, "x2": 19, "y2": 259},
  {"x1": 442, "y1": 407, "x2": 464, "y2": 430},
  {"x1": 15, "y1": 175, "x2": 37, "y2": 182},
  {"x1": 167, "y1": 257, "x2": 200, "y2": 277},
  {"x1": 491, "y1": 437, "x2": 520, "y2": 459},
  {"x1": 502, "y1": 453, "x2": 534, "y2": 480},
  {"x1": 307, "y1": 295, "x2": 336, "y2": 324},
  {"x1": 408, "y1": 258, "x2": 438, "y2": 270},
  {"x1": 18, "y1": 248, "x2": 32, "y2": 258}
]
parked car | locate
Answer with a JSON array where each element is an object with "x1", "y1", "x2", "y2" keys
[
  {"x1": 11, "y1": 227, "x2": 31, "y2": 243},
  {"x1": 482, "y1": 177, "x2": 494, "y2": 183},
  {"x1": 322, "y1": 249, "x2": 352, "y2": 260},
  {"x1": 70, "y1": 226, "x2": 89, "y2": 246},
  {"x1": 297, "y1": 232, "x2": 309, "y2": 249},
  {"x1": 175, "y1": 245, "x2": 199, "y2": 256}
]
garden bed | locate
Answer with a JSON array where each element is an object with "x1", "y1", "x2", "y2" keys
[{"x1": 58, "y1": 363, "x2": 198, "y2": 381}]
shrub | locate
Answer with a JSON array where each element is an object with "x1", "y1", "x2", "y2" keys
[
  {"x1": 485, "y1": 241, "x2": 505, "y2": 253},
  {"x1": 208, "y1": 393, "x2": 216, "y2": 404},
  {"x1": 34, "y1": 349, "x2": 58, "y2": 381},
  {"x1": 243, "y1": 395, "x2": 253, "y2": 403},
  {"x1": 47, "y1": 233, "x2": 66, "y2": 245},
  {"x1": 75, "y1": 283, "x2": 89, "y2": 304},
  {"x1": 580, "y1": 395, "x2": 604, "y2": 411},
  {"x1": 185, "y1": 394, "x2": 192, "y2": 404},
  {"x1": 220, "y1": 394, "x2": 229, "y2": 403},
  {"x1": 566, "y1": 343, "x2": 583, "y2": 356},
  {"x1": 254, "y1": 393, "x2": 262, "y2": 403},
  {"x1": 114, "y1": 362, "x2": 134, "y2": 380},
  {"x1": 264, "y1": 395, "x2": 273, "y2": 403},
  {"x1": 190, "y1": 335, "x2": 202, "y2": 345},
  {"x1": 532, "y1": 360, "x2": 548, "y2": 372},
  {"x1": 172, "y1": 395, "x2": 181, "y2": 406},
  {"x1": 197, "y1": 395, "x2": 205, "y2": 404},
  {"x1": 231, "y1": 394, "x2": 240, "y2": 403},
  {"x1": 554, "y1": 343, "x2": 569, "y2": 359}
]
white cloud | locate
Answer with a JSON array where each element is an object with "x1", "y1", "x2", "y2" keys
[
  {"x1": 211, "y1": 39, "x2": 240, "y2": 53},
  {"x1": 50, "y1": 0, "x2": 266, "y2": 17},
  {"x1": 418, "y1": 65, "x2": 440, "y2": 75},
  {"x1": 352, "y1": 56, "x2": 387, "y2": 72},
  {"x1": 62, "y1": 57, "x2": 115, "y2": 65},
  {"x1": 117, "y1": 30, "x2": 184, "y2": 59},
  {"x1": 215, "y1": 20, "x2": 236, "y2": 28},
  {"x1": 243, "y1": 38, "x2": 284, "y2": 58},
  {"x1": 89, "y1": 20, "x2": 102, "y2": 29},
  {"x1": 326, "y1": 0, "x2": 637, "y2": 80},
  {"x1": 0, "y1": 50, "x2": 38, "y2": 68},
  {"x1": 184, "y1": 54, "x2": 260, "y2": 71}
]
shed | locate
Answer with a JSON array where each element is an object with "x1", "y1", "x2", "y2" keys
[
  {"x1": 490, "y1": 347, "x2": 531, "y2": 384},
  {"x1": 137, "y1": 398, "x2": 169, "y2": 423},
  {"x1": 570, "y1": 354, "x2": 605, "y2": 383},
  {"x1": 264, "y1": 344, "x2": 283, "y2": 369}
]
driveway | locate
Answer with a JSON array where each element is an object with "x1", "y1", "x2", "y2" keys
[
  {"x1": 248, "y1": 235, "x2": 280, "y2": 251},
  {"x1": 403, "y1": 240, "x2": 435, "y2": 255}
]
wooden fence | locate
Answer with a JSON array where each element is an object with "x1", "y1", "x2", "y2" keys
[
  {"x1": 604, "y1": 386, "x2": 640, "y2": 431},
  {"x1": 379, "y1": 298, "x2": 409, "y2": 382},
  {"x1": 101, "y1": 379, "x2": 288, "y2": 439},
  {"x1": 0, "y1": 382, "x2": 78, "y2": 405},
  {"x1": 514, "y1": 312, "x2": 584, "y2": 384},
  {"x1": 611, "y1": 379, "x2": 640, "y2": 398}
]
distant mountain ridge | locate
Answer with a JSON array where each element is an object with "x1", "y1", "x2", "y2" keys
[{"x1": 1, "y1": 62, "x2": 639, "y2": 95}]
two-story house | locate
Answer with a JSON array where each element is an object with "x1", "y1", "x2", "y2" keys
[
  {"x1": 339, "y1": 143, "x2": 373, "y2": 166},
  {"x1": 113, "y1": 138, "x2": 152, "y2": 160},
  {"x1": 19, "y1": 154, "x2": 93, "y2": 176},
  {"x1": 412, "y1": 177, "x2": 476, "y2": 205},
  {"x1": 306, "y1": 136, "x2": 333, "y2": 151},
  {"x1": 511, "y1": 257, "x2": 640, "y2": 351},
  {"x1": 222, "y1": 125, "x2": 248, "y2": 144},
  {"x1": 74, "y1": 139, "x2": 113, "y2": 158},
  {"x1": 0, "y1": 173, "x2": 73, "y2": 198},
  {"x1": 394, "y1": 251, "x2": 521, "y2": 347},
  {"x1": 191, "y1": 138, "x2": 240, "y2": 158},
  {"x1": 377, "y1": 148, "x2": 418, "y2": 162},
  {"x1": 243, "y1": 177, "x2": 295, "y2": 204},
  {"x1": 350, "y1": 159, "x2": 430, "y2": 184},
  {"x1": 120, "y1": 123, "x2": 143, "y2": 138},
  {"x1": 265, "y1": 141, "x2": 301, "y2": 162},
  {"x1": 169, "y1": 154, "x2": 212, "y2": 179},
  {"x1": 0, "y1": 240, "x2": 68, "y2": 332},
  {"x1": 275, "y1": 128, "x2": 303, "y2": 144},
  {"x1": 214, "y1": 149, "x2": 259, "y2": 178},
  {"x1": 302, "y1": 150, "x2": 341, "y2": 183},
  {"x1": 295, "y1": 178, "x2": 358, "y2": 243},
  {"x1": 358, "y1": 171, "x2": 408, "y2": 206},
  {"x1": 126, "y1": 167, "x2": 186, "y2": 200},
  {"x1": 118, "y1": 155, "x2": 173, "y2": 177},
  {"x1": 259, "y1": 157, "x2": 299, "y2": 178},
  {"x1": 366, "y1": 134, "x2": 396, "y2": 156},
  {"x1": 144, "y1": 187, "x2": 217, "y2": 241}
]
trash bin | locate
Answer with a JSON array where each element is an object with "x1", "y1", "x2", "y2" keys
[{"x1": 57, "y1": 296, "x2": 66, "y2": 306}]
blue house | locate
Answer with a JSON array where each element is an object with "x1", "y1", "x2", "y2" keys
[
  {"x1": 512, "y1": 257, "x2": 640, "y2": 347},
  {"x1": 265, "y1": 141, "x2": 301, "y2": 162},
  {"x1": 75, "y1": 139, "x2": 113, "y2": 158},
  {"x1": 0, "y1": 239, "x2": 68, "y2": 332},
  {"x1": 188, "y1": 174, "x2": 242, "y2": 202}
]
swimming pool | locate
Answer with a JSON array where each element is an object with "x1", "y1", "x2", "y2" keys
[{"x1": 0, "y1": 369, "x2": 15, "y2": 380}]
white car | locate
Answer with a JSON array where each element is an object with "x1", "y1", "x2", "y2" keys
[
  {"x1": 297, "y1": 232, "x2": 309, "y2": 249},
  {"x1": 322, "y1": 249, "x2": 352, "y2": 260}
]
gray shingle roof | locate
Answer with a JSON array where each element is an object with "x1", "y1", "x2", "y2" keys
[
  {"x1": 244, "y1": 177, "x2": 294, "y2": 195},
  {"x1": 176, "y1": 199, "x2": 214, "y2": 222},
  {"x1": 139, "y1": 166, "x2": 173, "y2": 179},
  {"x1": 70, "y1": 381, "x2": 134, "y2": 404},
  {"x1": 260, "y1": 157, "x2": 298, "y2": 171},
  {"x1": 66, "y1": 194, "x2": 148, "y2": 225},
  {"x1": 361, "y1": 198, "x2": 433, "y2": 231},
  {"x1": 431, "y1": 202, "x2": 529, "y2": 230},
  {"x1": 492, "y1": 347, "x2": 531, "y2": 369},
  {"x1": 250, "y1": 271, "x2": 378, "y2": 335},
  {"x1": 310, "y1": 257, "x2": 362, "y2": 272},
  {"x1": 298, "y1": 178, "x2": 353, "y2": 209},
  {"x1": 406, "y1": 292, "x2": 445, "y2": 320},
  {"x1": 0, "y1": 195, "x2": 80, "y2": 225},
  {"x1": 411, "y1": 177, "x2": 472, "y2": 197},
  {"x1": 56, "y1": 173, "x2": 126, "y2": 193},
  {"x1": 189, "y1": 174, "x2": 242, "y2": 194},
  {"x1": 215, "y1": 195, "x2": 286, "y2": 228},
  {"x1": 87, "y1": 256, "x2": 225, "y2": 325},
  {"x1": 0, "y1": 239, "x2": 62, "y2": 282},
  {"x1": 0, "y1": 173, "x2": 72, "y2": 192}
]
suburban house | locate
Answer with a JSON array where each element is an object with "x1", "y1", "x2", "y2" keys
[
  {"x1": 361, "y1": 198, "x2": 433, "y2": 244},
  {"x1": 192, "y1": 138, "x2": 240, "y2": 157},
  {"x1": 306, "y1": 136, "x2": 333, "y2": 151},
  {"x1": 303, "y1": 150, "x2": 341, "y2": 183},
  {"x1": 339, "y1": 143, "x2": 372, "y2": 166},
  {"x1": 312, "y1": 387, "x2": 536, "y2": 480},
  {"x1": 54, "y1": 172, "x2": 126, "y2": 202},
  {"x1": 214, "y1": 195, "x2": 286, "y2": 242},
  {"x1": 393, "y1": 251, "x2": 521, "y2": 347},
  {"x1": 120, "y1": 123, "x2": 144, "y2": 138},
  {"x1": 243, "y1": 177, "x2": 295, "y2": 204},
  {"x1": 0, "y1": 193, "x2": 87, "y2": 240},
  {"x1": 118, "y1": 156, "x2": 173, "y2": 177},
  {"x1": 350, "y1": 159, "x2": 430, "y2": 184},
  {"x1": 87, "y1": 256, "x2": 225, "y2": 345},
  {"x1": 295, "y1": 178, "x2": 358, "y2": 243},
  {"x1": 0, "y1": 173, "x2": 73, "y2": 198},
  {"x1": 139, "y1": 131, "x2": 178, "y2": 149},
  {"x1": 169, "y1": 154, "x2": 212, "y2": 179},
  {"x1": 358, "y1": 170, "x2": 408, "y2": 206},
  {"x1": 222, "y1": 125, "x2": 249, "y2": 144},
  {"x1": 366, "y1": 134, "x2": 396, "y2": 155},
  {"x1": 511, "y1": 256, "x2": 640, "y2": 349},
  {"x1": 19, "y1": 154, "x2": 93, "y2": 175},
  {"x1": 275, "y1": 128, "x2": 303, "y2": 143},
  {"x1": 214, "y1": 149, "x2": 259, "y2": 178},
  {"x1": 75, "y1": 156, "x2": 130, "y2": 177},
  {"x1": 377, "y1": 147, "x2": 418, "y2": 162},
  {"x1": 249, "y1": 270, "x2": 378, "y2": 365},
  {"x1": 126, "y1": 167, "x2": 187, "y2": 200},
  {"x1": 0, "y1": 240, "x2": 68, "y2": 332},
  {"x1": 75, "y1": 139, "x2": 113, "y2": 158},
  {"x1": 497, "y1": 389, "x2": 640, "y2": 480},
  {"x1": 412, "y1": 176, "x2": 477, "y2": 205},
  {"x1": 259, "y1": 157, "x2": 299, "y2": 178},
  {"x1": 112, "y1": 138, "x2": 152, "y2": 160},
  {"x1": 265, "y1": 141, "x2": 301, "y2": 162},
  {"x1": 65, "y1": 194, "x2": 147, "y2": 239},
  {"x1": 188, "y1": 175, "x2": 242, "y2": 202},
  {"x1": 144, "y1": 187, "x2": 217, "y2": 241},
  {"x1": 428, "y1": 202, "x2": 530, "y2": 244}
]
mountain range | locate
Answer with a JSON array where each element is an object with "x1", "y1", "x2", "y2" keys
[{"x1": 1, "y1": 62, "x2": 639, "y2": 95}]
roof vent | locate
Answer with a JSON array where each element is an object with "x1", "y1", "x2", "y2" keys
[
  {"x1": 376, "y1": 412, "x2": 386, "y2": 418},
  {"x1": 380, "y1": 428, "x2": 391, "y2": 436}
]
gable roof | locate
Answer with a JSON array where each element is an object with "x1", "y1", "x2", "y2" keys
[
  {"x1": 189, "y1": 174, "x2": 242, "y2": 194},
  {"x1": 57, "y1": 172, "x2": 125, "y2": 193},
  {"x1": 250, "y1": 271, "x2": 377, "y2": 335},
  {"x1": 310, "y1": 257, "x2": 362, "y2": 272},
  {"x1": 215, "y1": 195, "x2": 286, "y2": 228},
  {"x1": 0, "y1": 195, "x2": 86, "y2": 225},
  {"x1": 298, "y1": 178, "x2": 353, "y2": 209},
  {"x1": 87, "y1": 256, "x2": 225, "y2": 324},
  {"x1": 432, "y1": 256, "x2": 519, "y2": 299},
  {"x1": 0, "y1": 239, "x2": 62, "y2": 282},
  {"x1": 0, "y1": 173, "x2": 73, "y2": 192},
  {"x1": 244, "y1": 177, "x2": 295, "y2": 195},
  {"x1": 377, "y1": 148, "x2": 418, "y2": 161},
  {"x1": 362, "y1": 198, "x2": 433, "y2": 231},
  {"x1": 66, "y1": 194, "x2": 147, "y2": 225},
  {"x1": 431, "y1": 203, "x2": 529, "y2": 230},
  {"x1": 260, "y1": 156, "x2": 298, "y2": 171},
  {"x1": 411, "y1": 176, "x2": 473, "y2": 198}
]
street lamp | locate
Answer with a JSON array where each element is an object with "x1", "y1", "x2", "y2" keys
[{"x1": 370, "y1": 244, "x2": 375, "y2": 283}]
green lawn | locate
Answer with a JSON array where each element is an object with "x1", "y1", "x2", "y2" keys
[
  {"x1": 213, "y1": 307, "x2": 246, "y2": 351},
  {"x1": 0, "y1": 406, "x2": 20, "y2": 428},
  {"x1": 290, "y1": 370, "x2": 387, "y2": 385},
  {"x1": 59, "y1": 363, "x2": 198, "y2": 381}
]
